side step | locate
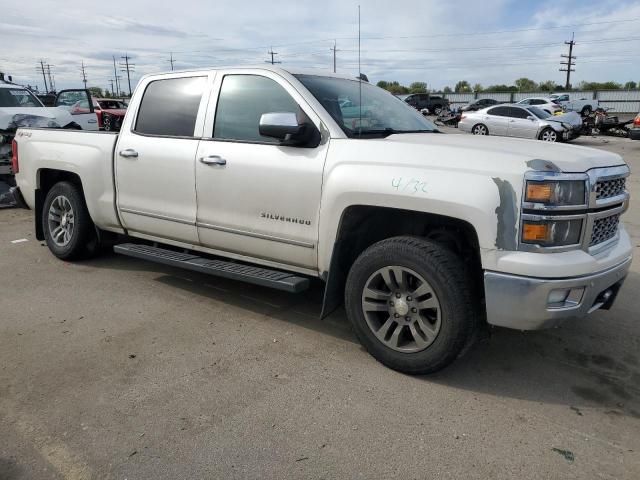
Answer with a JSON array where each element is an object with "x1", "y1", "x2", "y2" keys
[{"x1": 113, "y1": 243, "x2": 310, "y2": 293}]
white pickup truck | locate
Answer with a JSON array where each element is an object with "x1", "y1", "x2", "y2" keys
[
  {"x1": 9, "y1": 66, "x2": 632, "y2": 374},
  {"x1": 550, "y1": 93, "x2": 599, "y2": 116}
]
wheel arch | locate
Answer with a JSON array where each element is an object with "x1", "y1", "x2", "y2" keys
[
  {"x1": 35, "y1": 169, "x2": 86, "y2": 240},
  {"x1": 320, "y1": 205, "x2": 484, "y2": 319}
]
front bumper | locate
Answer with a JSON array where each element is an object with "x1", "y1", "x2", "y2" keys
[{"x1": 484, "y1": 256, "x2": 631, "y2": 330}]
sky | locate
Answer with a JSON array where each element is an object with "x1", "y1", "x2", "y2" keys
[{"x1": 1, "y1": 0, "x2": 639, "y2": 94}]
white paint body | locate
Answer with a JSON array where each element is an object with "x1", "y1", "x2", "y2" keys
[
  {"x1": 13, "y1": 67, "x2": 632, "y2": 284},
  {"x1": 550, "y1": 93, "x2": 599, "y2": 113}
]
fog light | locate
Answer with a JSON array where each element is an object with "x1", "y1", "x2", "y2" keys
[{"x1": 548, "y1": 289, "x2": 570, "y2": 305}]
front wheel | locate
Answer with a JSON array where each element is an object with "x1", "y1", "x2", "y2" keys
[
  {"x1": 581, "y1": 106, "x2": 592, "y2": 116},
  {"x1": 472, "y1": 124, "x2": 488, "y2": 135},
  {"x1": 345, "y1": 237, "x2": 478, "y2": 374},
  {"x1": 539, "y1": 128, "x2": 559, "y2": 142},
  {"x1": 43, "y1": 181, "x2": 99, "y2": 260}
]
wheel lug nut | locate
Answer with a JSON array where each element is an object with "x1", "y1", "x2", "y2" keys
[
  {"x1": 407, "y1": 296, "x2": 412, "y2": 301},
  {"x1": 412, "y1": 308, "x2": 417, "y2": 313},
  {"x1": 389, "y1": 301, "x2": 394, "y2": 306},
  {"x1": 396, "y1": 293, "x2": 401, "y2": 298},
  {"x1": 405, "y1": 316, "x2": 411, "y2": 321},
  {"x1": 394, "y1": 313, "x2": 399, "y2": 318}
]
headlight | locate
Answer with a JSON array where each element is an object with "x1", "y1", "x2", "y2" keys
[
  {"x1": 522, "y1": 218, "x2": 583, "y2": 246},
  {"x1": 525, "y1": 180, "x2": 586, "y2": 206}
]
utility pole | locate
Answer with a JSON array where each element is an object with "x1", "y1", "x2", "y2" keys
[
  {"x1": 560, "y1": 32, "x2": 576, "y2": 90},
  {"x1": 38, "y1": 60, "x2": 49, "y2": 93},
  {"x1": 109, "y1": 79, "x2": 115, "y2": 97},
  {"x1": 168, "y1": 52, "x2": 175, "y2": 71},
  {"x1": 112, "y1": 56, "x2": 121, "y2": 96},
  {"x1": 265, "y1": 47, "x2": 281, "y2": 65},
  {"x1": 81, "y1": 61, "x2": 88, "y2": 88},
  {"x1": 330, "y1": 40, "x2": 340, "y2": 73},
  {"x1": 120, "y1": 54, "x2": 135, "y2": 97},
  {"x1": 45, "y1": 64, "x2": 54, "y2": 92}
]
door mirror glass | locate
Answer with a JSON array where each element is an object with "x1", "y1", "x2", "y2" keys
[
  {"x1": 259, "y1": 112, "x2": 305, "y2": 143},
  {"x1": 527, "y1": 116, "x2": 536, "y2": 121}
]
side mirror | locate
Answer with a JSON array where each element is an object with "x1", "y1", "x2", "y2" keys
[
  {"x1": 259, "y1": 112, "x2": 308, "y2": 145},
  {"x1": 527, "y1": 116, "x2": 536, "y2": 121}
]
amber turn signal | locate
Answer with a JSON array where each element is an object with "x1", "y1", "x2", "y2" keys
[
  {"x1": 522, "y1": 222, "x2": 550, "y2": 242},
  {"x1": 525, "y1": 182, "x2": 553, "y2": 203}
]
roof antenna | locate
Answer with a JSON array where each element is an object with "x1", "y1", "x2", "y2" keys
[{"x1": 358, "y1": 4, "x2": 362, "y2": 137}]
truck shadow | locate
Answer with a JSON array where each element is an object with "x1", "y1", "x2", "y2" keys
[{"x1": 85, "y1": 252, "x2": 640, "y2": 419}]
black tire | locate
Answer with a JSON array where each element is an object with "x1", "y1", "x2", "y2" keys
[
  {"x1": 433, "y1": 105, "x2": 443, "y2": 115},
  {"x1": 345, "y1": 236, "x2": 478, "y2": 375},
  {"x1": 539, "y1": 127, "x2": 559, "y2": 142},
  {"x1": 472, "y1": 123, "x2": 489, "y2": 135},
  {"x1": 581, "y1": 106, "x2": 592, "y2": 116},
  {"x1": 42, "y1": 181, "x2": 98, "y2": 260},
  {"x1": 103, "y1": 114, "x2": 113, "y2": 132}
]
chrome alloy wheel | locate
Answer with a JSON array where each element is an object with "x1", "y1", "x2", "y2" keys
[
  {"x1": 541, "y1": 129, "x2": 558, "y2": 142},
  {"x1": 47, "y1": 195, "x2": 75, "y2": 247},
  {"x1": 472, "y1": 124, "x2": 488, "y2": 135},
  {"x1": 361, "y1": 266, "x2": 442, "y2": 353}
]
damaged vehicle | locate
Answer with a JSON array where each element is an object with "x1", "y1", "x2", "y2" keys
[
  {"x1": 10, "y1": 67, "x2": 632, "y2": 374},
  {"x1": 0, "y1": 81, "x2": 80, "y2": 206},
  {"x1": 459, "y1": 104, "x2": 582, "y2": 142}
]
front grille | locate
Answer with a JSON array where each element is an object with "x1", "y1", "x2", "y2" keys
[
  {"x1": 595, "y1": 177, "x2": 626, "y2": 200},
  {"x1": 590, "y1": 214, "x2": 620, "y2": 246}
]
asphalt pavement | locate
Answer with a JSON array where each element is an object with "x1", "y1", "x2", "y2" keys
[{"x1": 1, "y1": 133, "x2": 639, "y2": 479}]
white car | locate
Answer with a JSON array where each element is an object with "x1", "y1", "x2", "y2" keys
[
  {"x1": 458, "y1": 104, "x2": 582, "y2": 142},
  {"x1": 549, "y1": 93, "x2": 599, "y2": 116},
  {"x1": 516, "y1": 97, "x2": 563, "y2": 114},
  {"x1": 0, "y1": 82, "x2": 76, "y2": 177},
  {"x1": 10, "y1": 66, "x2": 632, "y2": 374}
]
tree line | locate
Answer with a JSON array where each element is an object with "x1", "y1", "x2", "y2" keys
[{"x1": 377, "y1": 78, "x2": 639, "y2": 94}]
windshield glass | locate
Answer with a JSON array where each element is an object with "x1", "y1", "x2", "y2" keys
[
  {"x1": 528, "y1": 106, "x2": 552, "y2": 119},
  {"x1": 0, "y1": 88, "x2": 43, "y2": 107},
  {"x1": 294, "y1": 75, "x2": 437, "y2": 137}
]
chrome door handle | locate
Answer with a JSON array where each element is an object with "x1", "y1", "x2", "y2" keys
[
  {"x1": 119, "y1": 149, "x2": 138, "y2": 158},
  {"x1": 199, "y1": 155, "x2": 227, "y2": 166}
]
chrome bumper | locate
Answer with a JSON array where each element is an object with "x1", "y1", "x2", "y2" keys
[{"x1": 484, "y1": 257, "x2": 631, "y2": 330}]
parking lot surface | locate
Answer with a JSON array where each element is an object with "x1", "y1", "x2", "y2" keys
[{"x1": 1, "y1": 134, "x2": 639, "y2": 479}]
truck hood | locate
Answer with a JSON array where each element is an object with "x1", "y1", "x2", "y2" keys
[
  {"x1": 0, "y1": 107, "x2": 76, "y2": 132},
  {"x1": 381, "y1": 132, "x2": 624, "y2": 173}
]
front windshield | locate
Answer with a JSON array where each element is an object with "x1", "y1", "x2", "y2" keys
[
  {"x1": 295, "y1": 75, "x2": 437, "y2": 137},
  {"x1": 528, "y1": 106, "x2": 552, "y2": 119},
  {"x1": 0, "y1": 88, "x2": 43, "y2": 108}
]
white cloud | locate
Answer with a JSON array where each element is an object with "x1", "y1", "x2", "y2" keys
[{"x1": 1, "y1": 0, "x2": 638, "y2": 93}]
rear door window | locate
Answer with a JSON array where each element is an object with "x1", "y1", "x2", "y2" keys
[
  {"x1": 134, "y1": 76, "x2": 206, "y2": 137},
  {"x1": 487, "y1": 106, "x2": 511, "y2": 117}
]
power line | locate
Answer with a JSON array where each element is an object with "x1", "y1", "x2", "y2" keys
[
  {"x1": 266, "y1": 47, "x2": 281, "y2": 65},
  {"x1": 560, "y1": 32, "x2": 576, "y2": 89},
  {"x1": 120, "y1": 54, "x2": 135, "y2": 97},
  {"x1": 112, "y1": 56, "x2": 121, "y2": 96}
]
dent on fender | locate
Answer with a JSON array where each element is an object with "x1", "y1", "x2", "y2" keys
[{"x1": 492, "y1": 177, "x2": 518, "y2": 250}]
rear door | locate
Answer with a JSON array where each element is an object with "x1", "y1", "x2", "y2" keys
[
  {"x1": 115, "y1": 73, "x2": 213, "y2": 244},
  {"x1": 506, "y1": 107, "x2": 538, "y2": 139},
  {"x1": 483, "y1": 106, "x2": 510, "y2": 136},
  {"x1": 194, "y1": 70, "x2": 327, "y2": 269},
  {"x1": 54, "y1": 89, "x2": 99, "y2": 130}
]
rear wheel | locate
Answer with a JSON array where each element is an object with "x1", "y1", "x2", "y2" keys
[
  {"x1": 103, "y1": 114, "x2": 113, "y2": 131},
  {"x1": 433, "y1": 105, "x2": 443, "y2": 115},
  {"x1": 539, "y1": 128, "x2": 558, "y2": 142},
  {"x1": 472, "y1": 124, "x2": 488, "y2": 135},
  {"x1": 581, "y1": 106, "x2": 592, "y2": 116},
  {"x1": 345, "y1": 237, "x2": 477, "y2": 374},
  {"x1": 43, "y1": 181, "x2": 99, "y2": 260}
]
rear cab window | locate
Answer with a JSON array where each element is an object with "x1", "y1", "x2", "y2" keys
[{"x1": 134, "y1": 76, "x2": 207, "y2": 137}]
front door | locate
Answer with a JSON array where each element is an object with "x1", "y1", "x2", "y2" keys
[
  {"x1": 195, "y1": 72, "x2": 327, "y2": 269},
  {"x1": 115, "y1": 74, "x2": 211, "y2": 245},
  {"x1": 484, "y1": 106, "x2": 510, "y2": 136},
  {"x1": 54, "y1": 89, "x2": 98, "y2": 130},
  {"x1": 506, "y1": 107, "x2": 538, "y2": 139}
]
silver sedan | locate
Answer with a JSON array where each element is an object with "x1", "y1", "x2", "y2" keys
[{"x1": 458, "y1": 104, "x2": 582, "y2": 142}]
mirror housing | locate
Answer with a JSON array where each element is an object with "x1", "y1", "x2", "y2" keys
[
  {"x1": 527, "y1": 116, "x2": 536, "y2": 121},
  {"x1": 259, "y1": 112, "x2": 316, "y2": 146}
]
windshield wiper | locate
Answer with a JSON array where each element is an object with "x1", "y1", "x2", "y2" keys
[{"x1": 356, "y1": 128, "x2": 436, "y2": 138}]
